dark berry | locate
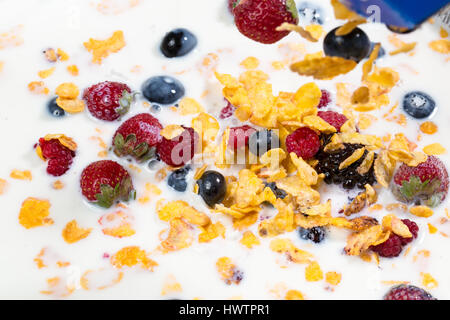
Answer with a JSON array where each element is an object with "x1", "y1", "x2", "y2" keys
[
  {"x1": 298, "y1": 2, "x2": 324, "y2": 24},
  {"x1": 323, "y1": 27, "x2": 371, "y2": 63},
  {"x1": 317, "y1": 89, "x2": 331, "y2": 108},
  {"x1": 366, "y1": 42, "x2": 386, "y2": 59},
  {"x1": 167, "y1": 166, "x2": 191, "y2": 192},
  {"x1": 47, "y1": 97, "x2": 65, "y2": 117},
  {"x1": 285, "y1": 127, "x2": 320, "y2": 159},
  {"x1": 160, "y1": 28, "x2": 197, "y2": 58},
  {"x1": 384, "y1": 284, "x2": 436, "y2": 300},
  {"x1": 264, "y1": 182, "x2": 287, "y2": 199},
  {"x1": 197, "y1": 170, "x2": 226, "y2": 207},
  {"x1": 142, "y1": 76, "x2": 185, "y2": 105},
  {"x1": 298, "y1": 226, "x2": 326, "y2": 243},
  {"x1": 402, "y1": 91, "x2": 436, "y2": 119},
  {"x1": 316, "y1": 138, "x2": 377, "y2": 190},
  {"x1": 248, "y1": 129, "x2": 280, "y2": 157}
]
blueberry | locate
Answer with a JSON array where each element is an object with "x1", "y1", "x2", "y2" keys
[
  {"x1": 298, "y1": 226, "x2": 326, "y2": 243},
  {"x1": 366, "y1": 42, "x2": 385, "y2": 59},
  {"x1": 264, "y1": 182, "x2": 287, "y2": 199},
  {"x1": 248, "y1": 129, "x2": 280, "y2": 157},
  {"x1": 47, "y1": 97, "x2": 65, "y2": 117},
  {"x1": 402, "y1": 91, "x2": 436, "y2": 119},
  {"x1": 160, "y1": 28, "x2": 197, "y2": 58},
  {"x1": 323, "y1": 27, "x2": 371, "y2": 63},
  {"x1": 298, "y1": 2, "x2": 324, "y2": 25},
  {"x1": 167, "y1": 166, "x2": 191, "y2": 192},
  {"x1": 141, "y1": 76, "x2": 185, "y2": 105},
  {"x1": 197, "y1": 170, "x2": 226, "y2": 207}
]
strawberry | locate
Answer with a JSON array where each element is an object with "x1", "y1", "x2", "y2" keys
[
  {"x1": 228, "y1": 0, "x2": 240, "y2": 14},
  {"x1": 157, "y1": 126, "x2": 198, "y2": 167},
  {"x1": 80, "y1": 160, "x2": 135, "y2": 208},
  {"x1": 392, "y1": 156, "x2": 449, "y2": 207},
  {"x1": 38, "y1": 138, "x2": 75, "y2": 176},
  {"x1": 112, "y1": 113, "x2": 162, "y2": 161},
  {"x1": 83, "y1": 81, "x2": 134, "y2": 121},
  {"x1": 234, "y1": 0, "x2": 299, "y2": 44}
]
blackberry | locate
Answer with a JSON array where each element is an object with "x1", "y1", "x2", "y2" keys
[
  {"x1": 315, "y1": 134, "x2": 377, "y2": 190},
  {"x1": 298, "y1": 226, "x2": 326, "y2": 243},
  {"x1": 264, "y1": 182, "x2": 287, "y2": 199}
]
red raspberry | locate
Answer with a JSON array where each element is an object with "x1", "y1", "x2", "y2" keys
[
  {"x1": 157, "y1": 126, "x2": 198, "y2": 167},
  {"x1": 318, "y1": 89, "x2": 331, "y2": 108},
  {"x1": 384, "y1": 285, "x2": 436, "y2": 300},
  {"x1": 400, "y1": 219, "x2": 419, "y2": 245},
  {"x1": 113, "y1": 113, "x2": 163, "y2": 161},
  {"x1": 80, "y1": 160, "x2": 135, "y2": 208},
  {"x1": 228, "y1": 125, "x2": 256, "y2": 151},
  {"x1": 285, "y1": 127, "x2": 320, "y2": 160},
  {"x1": 317, "y1": 111, "x2": 348, "y2": 132},
  {"x1": 392, "y1": 156, "x2": 449, "y2": 207},
  {"x1": 370, "y1": 234, "x2": 403, "y2": 258},
  {"x1": 219, "y1": 99, "x2": 235, "y2": 119},
  {"x1": 234, "y1": 0, "x2": 299, "y2": 44},
  {"x1": 38, "y1": 138, "x2": 75, "y2": 177},
  {"x1": 83, "y1": 81, "x2": 133, "y2": 121}
]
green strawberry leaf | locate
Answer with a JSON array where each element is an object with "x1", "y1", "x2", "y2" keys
[
  {"x1": 95, "y1": 184, "x2": 116, "y2": 208},
  {"x1": 115, "y1": 90, "x2": 137, "y2": 117},
  {"x1": 286, "y1": 0, "x2": 299, "y2": 21}
]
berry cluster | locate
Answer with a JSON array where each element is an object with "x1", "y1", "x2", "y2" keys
[{"x1": 38, "y1": 138, "x2": 75, "y2": 176}]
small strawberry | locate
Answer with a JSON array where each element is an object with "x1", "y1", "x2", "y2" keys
[
  {"x1": 234, "y1": 0, "x2": 299, "y2": 44},
  {"x1": 112, "y1": 113, "x2": 162, "y2": 161},
  {"x1": 83, "y1": 81, "x2": 134, "y2": 121},
  {"x1": 38, "y1": 138, "x2": 75, "y2": 176},
  {"x1": 392, "y1": 156, "x2": 449, "y2": 207},
  {"x1": 157, "y1": 126, "x2": 198, "y2": 167},
  {"x1": 228, "y1": 125, "x2": 256, "y2": 151},
  {"x1": 80, "y1": 160, "x2": 135, "y2": 208},
  {"x1": 228, "y1": 0, "x2": 240, "y2": 14}
]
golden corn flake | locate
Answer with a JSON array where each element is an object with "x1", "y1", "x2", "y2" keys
[
  {"x1": 0, "y1": 178, "x2": 7, "y2": 195},
  {"x1": 240, "y1": 56, "x2": 259, "y2": 69},
  {"x1": 19, "y1": 197, "x2": 53, "y2": 229},
  {"x1": 366, "y1": 67, "x2": 399, "y2": 89},
  {"x1": 305, "y1": 261, "x2": 323, "y2": 282},
  {"x1": 232, "y1": 212, "x2": 259, "y2": 230},
  {"x1": 276, "y1": 176, "x2": 320, "y2": 208},
  {"x1": 57, "y1": 48, "x2": 69, "y2": 61},
  {"x1": 335, "y1": 19, "x2": 366, "y2": 36},
  {"x1": 303, "y1": 115, "x2": 337, "y2": 134},
  {"x1": 421, "y1": 272, "x2": 438, "y2": 289},
  {"x1": 38, "y1": 67, "x2": 55, "y2": 79},
  {"x1": 192, "y1": 112, "x2": 220, "y2": 151},
  {"x1": 56, "y1": 97, "x2": 85, "y2": 113},
  {"x1": 428, "y1": 223, "x2": 438, "y2": 234},
  {"x1": 158, "y1": 200, "x2": 210, "y2": 226},
  {"x1": 84, "y1": 30, "x2": 125, "y2": 64},
  {"x1": 420, "y1": 121, "x2": 438, "y2": 135},
  {"x1": 62, "y1": 220, "x2": 92, "y2": 244},
  {"x1": 160, "y1": 218, "x2": 194, "y2": 252},
  {"x1": 160, "y1": 124, "x2": 185, "y2": 139},
  {"x1": 67, "y1": 65, "x2": 79, "y2": 76},
  {"x1": 423, "y1": 143, "x2": 446, "y2": 155},
  {"x1": 178, "y1": 97, "x2": 204, "y2": 115},
  {"x1": 111, "y1": 246, "x2": 158, "y2": 271},
  {"x1": 10, "y1": 169, "x2": 32, "y2": 180},
  {"x1": 44, "y1": 48, "x2": 57, "y2": 62},
  {"x1": 357, "y1": 151, "x2": 375, "y2": 175},
  {"x1": 305, "y1": 24, "x2": 324, "y2": 39},
  {"x1": 55, "y1": 82, "x2": 79, "y2": 99},
  {"x1": 339, "y1": 147, "x2": 365, "y2": 170},
  {"x1": 270, "y1": 238, "x2": 313, "y2": 264},
  {"x1": 276, "y1": 22, "x2": 318, "y2": 42},
  {"x1": 325, "y1": 272, "x2": 342, "y2": 286},
  {"x1": 285, "y1": 290, "x2": 304, "y2": 300},
  {"x1": 103, "y1": 223, "x2": 135, "y2": 238},
  {"x1": 331, "y1": 0, "x2": 362, "y2": 20},
  {"x1": 28, "y1": 81, "x2": 49, "y2": 95},
  {"x1": 240, "y1": 231, "x2": 260, "y2": 248},
  {"x1": 44, "y1": 134, "x2": 77, "y2": 151},
  {"x1": 290, "y1": 56, "x2": 357, "y2": 80},
  {"x1": 351, "y1": 86, "x2": 370, "y2": 104},
  {"x1": 258, "y1": 199, "x2": 296, "y2": 237},
  {"x1": 161, "y1": 275, "x2": 183, "y2": 296},
  {"x1": 389, "y1": 42, "x2": 417, "y2": 55},
  {"x1": 344, "y1": 225, "x2": 385, "y2": 256},
  {"x1": 292, "y1": 82, "x2": 321, "y2": 115},
  {"x1": 100, "y1": 211, "x2": 136, "y2": 238},
  {"x1": 340, "y1": 132, "x2": 383, "y2": 149},
  {"x1": 429, "y1": 39, "x2": 450, "y2": 54},
  {"x1": 382, "y1": 214, "x2": 412, "y2": 238},
  {"x1": 198, "y1": 222, "x2": 226, "y2": 243},
  {"x1": 409, "y1": 206, "x2": 434, "y2": 218},
  {"x1": 216, "y1": 257, "x2": 242, "y2": 285},
  {"x1": 343, "y1": 184, "x2": 377, "y2": 216},
  {"x1": 290, "y1": 153, "x2": 318, "y2": 186}
]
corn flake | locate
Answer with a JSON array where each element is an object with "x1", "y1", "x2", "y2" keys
[
  {"x1": 409, "y1": 206, "x2": 434, "y2": 218},
  {"x1": 111, "y1": 246, "x2": 157, "y2": 271},
  {"x1": 423, "y1": 143, "x2": 446, "y2": 155},
  {"x1": 389, "y1": 42, "x2": 417, "y2": 55},
  {"x1": 420, "y1": 121, "x2": 438, "y2": 135},
  {"x1": 216, "y1": 257, "x2": 243, "y2": 285},
  {"x1": 19, "y1": 197, "x2": 53, "y2": 229},
  {"x1": 325, "y1": 272, "x2": 342, "y2": 286},
  {"x1": 290, "y1": 56, "x2": 357, "y2": 80},
  {"x1": 305, "y1": 261, "x2": 323, "y2": 282},
  {"x1": 56, "y1": 97, "x2": 85, "y2": 113},
  {"x1": 276, "y1": 23, "x2": 318, "y2": 42},
  {"x1": 285, "y1": 290, "x2": 304, "y2": 300},
  {"x1": 178, "y1": 97, "x2": 204, "y2": 115},
  {"x1": 10, "y1": 169, "x2": 32, "y2": 180},
  {"x1": 44, "y1": 134, "x2": 77, "y2": 151},
  {"x1": 240, "y1": 231, "x2": 260, "y2": 248},
  {"x1": 335, "y1": 19, "x2": 366, "y2": 36},
  {"x1": 160, "y1": 218, "x2": 194, "y2": 252},
  {"x1": 198, "y1": 222, "x2": 225, "y2": 243},
  {"x1": 429, "y1": 39, "x2": 450, "y2": 54},
  {"x1": 270, "y1": 238, "x2": 313, "y2": 264},
  {"x1": 339, "y1": 147, "x2": 365, "y2": 169},
  {"x1": 83, "y1": 30, "x2": 125, "y2": 64},
  {"x1": 160, "y1": 124, "x2": 185, "y2": 140},
  {"x1": 240, "y1": 56, "x2": 259, "y2": 69},
  {"x1": 62, "y1": 220, "x2": 92, "y2": 244}
]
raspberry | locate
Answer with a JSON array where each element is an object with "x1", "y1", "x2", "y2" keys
[
  {"x1": 317, "y1": 111, "x2": 348, "y2": 132},
  {"x1": 400, "y1": 219, "x2": 419, "y2": 245},
  {"x1": 157, "y1": 126, "x2": 198, "y2": 167},
  {"x1": 83, "y1": 81, "x2": 132, "y2": 121},
  {"x1": 39, "y1": 138, "x2": 75, "y2": 177},
  {"x1": 384, "y1": 284, "x2": 436, "y2": 300},
  {"x1": 219, "y1": 99, "x2": 235, "y2": 119},
  {"x1": 285, "y1": 127, "x2": 320, "y2": 160},
  {"x1": 370, "y1": 234, "x2": 403, "y2": 258},
  {"x1": 392, "y1": 156, "x2": 449, "y2": 207},
  {"x1": 228, "y1": 125, "x2": 256, "y2": 151},
  {"x1": 317, "y1": 89, "x2": 331, "y2": 108}
]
